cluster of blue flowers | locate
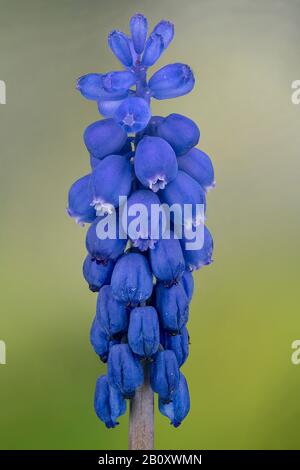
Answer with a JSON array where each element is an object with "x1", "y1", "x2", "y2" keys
[{"x1": 67, "y1": 14, "x2": 214, "y2": 429}]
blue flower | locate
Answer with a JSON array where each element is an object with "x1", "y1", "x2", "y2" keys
[
  {"x1": 155, "y1": 281, "x2": 189, "y2": 334},
  {"x1": 159, "y1": 372, "x2": 190, "y2": 427},
  {"x1": 135, "y1": 136, "x2": 177, "y2": 192},
  {"x1": 159, "y1": 170, "x2": 206, "y2": 228},
  {"x1": 86, "y1": 214, "x2": 127, "y2": 262},
  {"x1": 157, "y1": 113, "x2": 200, "y2": 156},
  {"x1": 84, "y1": 119, "x2": 127, "y2": 160},
  {"x1": 90, "y1": 316, "x2": 118, "y2": 362},
  {"x1": 128, "y1": 306, "x2": 160, "y2": 358},
  {"x1": 111, "y1": 252, "x2": 153, "y2": 305},
  {"x1": 121, "y1": 189, "x2": 165, "y2": 250},
  {"x1": 108, "y1": 30, "x2": 133, "y2": 67},
  {"x1": 162, "y1": 326, "x2": 189, "y2": 367},
  {"x1": 181, "y1": 225, "x2": 213, "y2": 271},
  {"x1": 142, "y1": 33, "x2": 164, "y2": 66},
  {"x1": 149, "y1": 64, "x2": 195, "y2": 100},
  {"x1": 149, "y1": 234, "x2": 185, "y2": 284},
  {"x1": 76, "y1": 74, "x2": 104, "y2": 100},
  {"x1": 91, "y1": 155, "x2": 132, "y2": 215},
  {"x1": 94, "y1": 375, "x2": 126, "y2": 428},
  {"x1": 150, "y1": 350, "x2": 180, "y2": 403},
  {"x1": 67, "y1": 174, "x2": 96, "y2": 225},
  {"x1": 101, "y1": 71, "x2": 135, "y2": 93},
  {"x1": 114, "y1": 96, "x2": 151, "y2": 133},
  {"x1": 177, "y1": 148, "x2": 215, "y2": 191},
  {"x1": 96, "y1": 285, "x2": 128, "y2": 339},
  {"x1": 130, "y1": 13, "x2": 148, "y2": 54},
  {"x1": 108, "y1": 344, "x2": 144, "y2": 398},
  {"x1": 181, "y1": 270, "x2": 194, "y2": 301},
  {"x1": 82, "y1": 255, "x2": 114, "y2": 292},
  {"x1": 152, "y1": 20, "x2": 174, "y2": 49}
]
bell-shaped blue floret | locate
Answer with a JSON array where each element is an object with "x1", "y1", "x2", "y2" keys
[
  {"x1": 94, "y1": 375, "x2": 126, "y2": 428},
  {"x1": 82, "y1": 255, "x2": 114, "y2": 292},
  {"x1": 130, "y1": 13, "x2": 148, "y2": 54},
  {"x1": 181, "y1": 270, "x2": 194, "y2": 301},
  {"x1": 159, "y1": 171, "x2": 206, "y2": 228},
  {"x1": 157, "y1": 113, "x2": 200, "y2": 156},
  {"x1": 86, "y1": 215, "x2": 127, "y2": 262},
  {"x1": 96, "y1": 285, "x2": 128, "y2": 338},
  {"x1": 128, "y1": 306, "x2": 160, "y2": 358},
  {"x1": 67, "y1": 174, "x2": 96, "y2": 225},
  {"x1": 76, "y1": 74, "x2": 104, "y2": 100},
  {"x1": 90, "y1": 316, "x2": 118, "y2": 362},
  {"x1": 114, "y1": 97, "x2": 151, "y2": 133},
  {"x1": 108, "y1": 30, "x2": 133, "y2": 67},
  {"x1": 102, "y1": 71, "x2": 135, "y2": 93},
  {"x1": 149, "y1": 235, "x2": 185, "y2": 284},
  {"x1": 181, "y1": 225, "x2": 213, "y2": 271},
  {"x1": 155, "y1": 282, "x2": 189, "y2": 334},
  {"x1": 121, "y1": 189, "x2": 165, "y2": 251},
  {"x1": 152, "y1": 20, "x2": 174, "y2": 49},
  {"x1": 111, "y1": 253, "x2": 153, "y2": 305},
  {"x1": 135, "y1": 136, "x2": 178, "y2": 192},
  {"x1": 142, "y1": 33, "x2": 164, "y2": 67},
  {"x1": 84, "y1": 119, "x2": 127, "y2": 160},
  {"x1": 177, "y1": 148, "x2": 215, "y2": 191},
  {"x1": 150, "y1": 350, "x2": 180, "y2": 403},
  {"x1": 159, "y1": 372, "x2": 190, "y2": 427},
  {"x1": 162, "y1": 327, "x2": 189, "y2": 367},
  {"x1": 108, "y1": 344, "x2": 144, "y2": 398},
  {"x1": 149, "y1": 64, "x2": 195, "y2": 100},
  {"x1": 98, "y1": 98, "x2": 124, "y2": 118},
  {"x1": 77, "y1": 73, "x2": 131, "y2": 102},
  {"x1": 91, "y1": 155, "x2": 132, "y2": 215}
]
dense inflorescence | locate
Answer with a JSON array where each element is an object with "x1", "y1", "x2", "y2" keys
[{"x1": 67, "y1": 13, "x2": 214, "y2": 429}]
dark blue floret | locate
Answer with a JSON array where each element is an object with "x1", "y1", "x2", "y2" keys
[
  {"x1": 96, "y1": 285, "x2": 128, "y2": 338},
  {"x1": 114, "y1": 96, "x2": 151, "y2": 133},
  {"x1": 181, "y1": 270, "x2": 194, "y2": 301},
  {"x1": 159, "y1": 372, "x2": 190, "y2": 427},
  {"x1": 111, "y1": 252, "x2": 153, "y2": 305},
  {"x1": 181, "y1": 225, "x2": 214, "y2": 271},
  {"x1": 142, "y1": 33, "x2": 164, "y2": 66},
  {"x1": 82, "y1": 255, "x2": 114, "y2": 292},
  {"x1": 150, "y1": 350, "x2": 180, "y2": 403},
  {"x1": 67, "y1": 174, "x2": 96, "y2": 225},
  {"x1": 86, "y1": 214, "x2": 127, "y2": 262},
  {"x1": 149, "y1": 234, "x2": 185, "y2": 284},
  {"x1": 177, "y1": 147, "x2": 215, "y2": 191},
  {"x1": 155, "y1": 281, "x2": 189, "y2": 334},
  {"x1": 128, "y1": 306, "x2": 160, "y2": 358},
  {"x1": 90, "y1": 316, "x2": 118, "y2": 362},
  {"x1": 157, "y1": 113, "x2": 200, "y2": 156},
  {"x1": 135, "y1": 136, "x2": 178, "y2": 192},
  {"x1": 152, "y1": 20, "x2": 174, "y2": 49},
  {"x1": 130, "y1": 13, "x2": 148, "y2": 54},
  {"x1": 108, "y1": 30, "x2": 133, "y2": 67},
  {"x1": 162, "y1": 326, "x2": 189, "y2": 367},
  {"x1": 108, "y1": 344, "x2": 144, "y2": 398},
  {"x1": 149, "y1": 64, "x2": 195, "y2": 100},
  {"x1": 91, "y1": 155, "x2": 132, "y2": 215},
  {"x1": 121, "y1": 189, "x2": 164, "y2": 250},
  {"x1": 159, "y1": 170, "x2": 206, "y2": 228},
  {"x1": 94, "y1": 375, "x2": 126, "y2": 428},
  {"x1": 84, "y1": 119, "x2": 127, "y2": 160}
]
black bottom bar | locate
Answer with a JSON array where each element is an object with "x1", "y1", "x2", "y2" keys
[{"x1": 0, "y1": 450, "x2": 299, "y2": 467}]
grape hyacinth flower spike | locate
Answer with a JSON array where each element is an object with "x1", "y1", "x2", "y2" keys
[{"x1": 67, "y1": 13, "x2": 215, "y2": 450}]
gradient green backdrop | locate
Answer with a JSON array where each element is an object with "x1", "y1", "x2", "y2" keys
[{"x1": 1, "y1": 0, "x2": 300, "y2": 450}]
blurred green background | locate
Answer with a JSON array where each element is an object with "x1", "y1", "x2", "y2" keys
[{"x1": 1, "y1": 0, "x2": 300, "y2": 450}]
